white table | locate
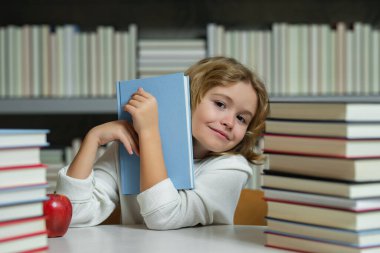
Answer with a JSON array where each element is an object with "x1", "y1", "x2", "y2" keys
[{"x1": 48, "y1": 225, "x2": 287, "y2": 252}]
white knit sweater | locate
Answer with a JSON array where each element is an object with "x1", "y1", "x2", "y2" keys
[{"x1": 56, "y1": 142, "x2": 253, "y2": 230}]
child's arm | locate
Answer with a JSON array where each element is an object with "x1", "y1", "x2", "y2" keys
[
  {"x1": 67, "y1": 120, "x2": 139, "y2": 179},
  {"x1": 124, "y1": 87, "x2": 168, "y2": 192}
]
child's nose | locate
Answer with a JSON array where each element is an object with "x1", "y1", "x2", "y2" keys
[{"x1": 221, "y1": 114, "x2": 234, "y2": 128}]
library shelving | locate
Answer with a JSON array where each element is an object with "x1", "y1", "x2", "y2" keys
[{"x1": 2, "y1": 0, "x2": 380, "y2": 147}]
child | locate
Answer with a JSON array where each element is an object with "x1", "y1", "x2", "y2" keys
[{"x1": 56, "y1": 56, "x2": 269, "y2": 230}]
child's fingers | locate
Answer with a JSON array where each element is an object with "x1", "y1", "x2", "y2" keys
[
  {"x1": 124, "y1": 104, "x2": 136, "y2": 114},
  {"x1": 137, "y1": 87, "x2": 153, "y2": 98},
  {"x1": 130, "y1": 92, "x2": 146, "y2": 102},
  {"x1": 120, "y1": 134, "x2": 139, "y2": 156}
]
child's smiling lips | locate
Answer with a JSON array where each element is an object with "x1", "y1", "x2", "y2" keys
[{"x1": 209, "y1": 127, "x2": 230, "y2": 140}]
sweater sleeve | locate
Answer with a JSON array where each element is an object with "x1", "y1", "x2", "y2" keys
[
  {"x1": 136, "y1": 155, "x2": 252, "y2": 230},
  {"x1": 55, "y1": 142, "x2": 120, "y2": 227}
]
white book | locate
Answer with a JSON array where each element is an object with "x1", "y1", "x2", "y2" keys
[
  {"x1": 372, "y1": 29, "x2": 380, "y2": 94},
  {"x1": 139, "y1": 39, "x2": 205, "y2": 50},
  {"x1": 308, "y1": 24, "x2": 318, "y2": 95},
  {"x1": 227, "y1": 31, "x2": 233, "y2": 58},
  {"x1": 63, "y1": 25, "x2": 76, "y2": 97},
  {"x1": 0, "y1": 201, "x2": 44, "y2": 223},
  {"x1": 0, "y1": 216, "x2": 46, "y2": 242},
  {"x1": 89, "y1": 32, "x2": 98, "y2": 97},
  {"x1": 346, "y1": 29, "x2": 354, "y2": 94},
  {"x1": 330, "y1": 29, "x2": 336, "y2": 95},
  {"x1": 206, "y1": 23, "x2": 217, "y2": 57},
  {"x1": 79, "y1": 33, "x2": 89, "y2": 97},
  {"x1": 288, "y1": 25, "x2": 299, "y2": 95},
  {"x1": 6, "y1": 26, "x2": 16, "y2": 98},
  {"x1": 279, "y1": 23, "x2": 288, "y2": 96},
  {"x1": 72, "y1": 31, "x2": 80, "y2": 97},
  {"x1": 14, "y1": 26, "x2": 22, "y2": 98},
  {"x1": 216, "y1": 24, "x2": 225, "y2": 56},
  {"x1": 353, "y1": 22, "x2": 363, "y2": 95},
  {"x1": 56, "y1": 26, "x2": 65, "y2": 97},
  {"x1": 263, "y1": 30, "x2": 272, "y2": 93},
  {"x1": 363, "y1": 23, "x2": 371, "y2": 95},
  {"x1": 41, "y1": 25, "x2": 50, "y2": 98},
  {"x1": 105, "y1": 26, "x2": 114, "y2": 96},
  {"x1": 50, "y1": 32, "x2": 59, "y2": 97},
  {"x1": 271, "y1": 24, "x2": 280, "y2": 96},
  {"x1": 121, "y1": 31, "x2": 130, "y2": 80},
  {"x1": 128, "y1": 24, "x2": 137, "y2": 79},
  {"x1": 320, "y1": 25, "x2": 331, "y2": 95},
  {"x1": 0, "y1": 27, "x2": 5, "y2": 98},
  {"x1": 264, "y1": 188, "x2": 380, "y2": 211}
]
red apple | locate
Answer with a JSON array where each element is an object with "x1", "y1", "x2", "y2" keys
[{"x1": 43, "y1": 192, "x2": 72, "y2": 238}]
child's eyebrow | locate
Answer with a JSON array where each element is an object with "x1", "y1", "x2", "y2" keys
[{"x1": 212, "y1": 93, "x2": 254, "y2": 118}]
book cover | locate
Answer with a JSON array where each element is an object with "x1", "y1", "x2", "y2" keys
[
  {"x1": 0, "y1": 129, "x2": 49, "y2": 148},
  {"x1": 268, "y1": 101, "x2": 380, "y2": 121},
  {"x1": 0, "y1": 164, "x2": 47, "y2": 189},
  {"x1": 0, "y1": 216, "x2": 46, "y2": 242},
  {"x1": 0, "y1": 230, "x2": 48, "y2": 253},
  {"x1": 0, "y1": 201, "x2": 44, "y2": 223},
  {"x1": 0, "y1": 184, "x2": 48, "y2": 207},
  {"x1": 265, "y1": 119, "x2": 380, "y2": 139},
  {"x1": 262, "y1": 170, "x2": 380, "y2": 198},
  {"x1": 266, "y1": 217, "x2": 380, "y2": 247},
  {"x1": 264, "y1": 133, "x2": 380, "y2": 158},
  {"x1": 266, "y1": 200, "x2": 380, "y2": 230},
  {"x1": 263, "y1": 188, "x2": 380, "y2": 211},
  {"x1": 266, "y1": 231, "x2": 380, "y2": 253},
  {"x1": 268, "y1": 153, "x2": 380, "y2": 182},
  {"x1": 116, "y1": 72, "x2": 194, "y2": 195}
]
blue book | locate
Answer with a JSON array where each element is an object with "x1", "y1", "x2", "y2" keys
[{"x1": 116, "y1": 73, "x2": 194, "y2": 195}]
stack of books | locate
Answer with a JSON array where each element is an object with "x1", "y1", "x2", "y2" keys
[
  {"x1": 0, "y1": 129, "x2": 49, "y2": 253},
  {"x1": 262, "y1": 100, "x2": 380, "y2": 253}
]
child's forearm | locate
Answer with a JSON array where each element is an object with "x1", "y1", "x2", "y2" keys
[
  {"x1": 66, "y1": 131, "x2": 100, "y2": 179},
  {"x1": 139, "y1": 129, "x2": 168, "y2": 192}
]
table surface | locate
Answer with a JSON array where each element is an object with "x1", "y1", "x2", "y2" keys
[{"x1": 48, "y1": 225, "x2": 287, "y2": 253}]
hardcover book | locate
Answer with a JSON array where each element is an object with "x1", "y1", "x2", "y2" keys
[
  {"x1": 264, "y1": 133, "x2": 380, "y2": 158},
  {"x1": 266, "y1": 218, "x2": 380, "y2": 247},
  {"x1": 266, "y1": 200, "x2": 380, "y2": 230},
  {"x1": 264, "y1": 188, "x2": 380, "y2": 211},
  {"x1": 268, "y1": 102, "x2": 380, "y2": 121},
  {"x1": 268, "y1": 153, "x2": 380, "y2": 182},
  {"x1": 266, "y1": 231, "x2": 380, "y2": 253},
  {"x1": 262, "y1": 170, "x2": 380, "y2": 198},
  {"x1": 0, "y1": 129, "x2": 49, "y2": 148},
  {"x1": 116, "y1": 72, "x2": 194, "y2": 195},
  {"x1": 265, "y1": 119, "x2": 380, "y2": 139}
]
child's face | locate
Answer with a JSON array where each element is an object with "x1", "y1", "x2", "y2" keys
[{"x1": 192, "y1": 81, "x2": 258, "y2": 159}]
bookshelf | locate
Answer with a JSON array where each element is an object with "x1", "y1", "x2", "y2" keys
[
  {"x1": 0, "y1": 98, "x2": 116, "y2": 114},
  {"x1": 1, "y1": 0, "x2": 380, "y2": 147}
]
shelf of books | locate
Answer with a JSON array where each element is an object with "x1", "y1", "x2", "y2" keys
[
  {"x1": 262, "y1": 100, "x2": 380, "y2": 252},
  {"x1": 0, "y1": 96, "x2": 379, "y2": 114},
  {"x1": 0, "y1": 98, "x2": 117, "y2": 114},
  {"x1": 0, "y1": 129, "x2": 50, "y2": 252},
  {"x1": 1, "y1": 22, "x2": 380, "y2": 100}
]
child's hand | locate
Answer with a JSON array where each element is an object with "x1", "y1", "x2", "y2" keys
[
  {"x1": 124, "y1": 88, "x2": 159, "y2": 135},
  {"x1": 89, "y1": 120, "x2": 139, "y2": 155}
]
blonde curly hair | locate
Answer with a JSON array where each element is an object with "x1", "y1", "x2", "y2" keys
[{"x1": 185, "y1": 56, "x2": 269, "y2": 164}]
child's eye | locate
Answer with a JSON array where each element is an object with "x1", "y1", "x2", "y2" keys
[
  {"x1": 237, "y1": 115, "x2": 247, "y2": 124},
  {"x1": 214, "y1": 101, "x2": 226, "y2": 109}
]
